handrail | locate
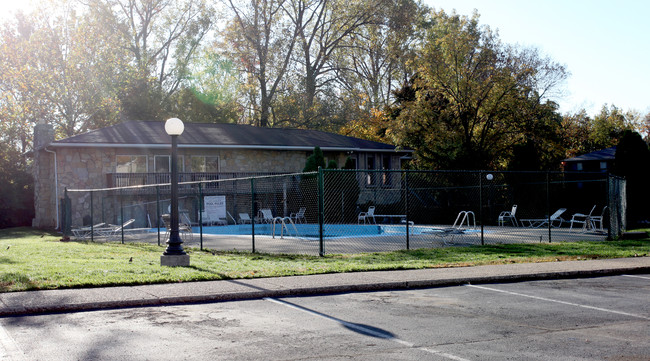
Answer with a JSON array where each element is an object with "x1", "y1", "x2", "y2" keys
[
  {"x1": 452, "y1": 211, "x2": 476, "y2": 230},
  {"x1": 272, "y1": 217, "x2": 300, "y2": 239}
]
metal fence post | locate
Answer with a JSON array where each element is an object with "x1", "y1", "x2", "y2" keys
[
  {"x1": 199, "y1": 183, "x2": 203, "y2": 250},
  {"x1": 318, "y1": 167, "x2": 325, "y2": 256},
  {"x1": 251, "y1": 178, "x2": 256, "y2": 253},
  {"x1": 63, "y1": 188, "x2": 71, "y2": 237},
  {"x1": 90, "y1": 191, "x2": 94, "y2": 242},
  {"x1": 405, "y1": 171, "x2": 410, "y2": 250},
  {"x1": 156, "y1": 186, "x2": 161, "y2": 246},
  {"x1": 606, "y1": 173, "x2": 612, "y2": 240},
  {"x1": 478, "y1": 171, "x2": 485, "y2": 246},
  {"x1": 547, "y1": 171, "x2": 551, "y2": 243},
  {"x1": 120, "y1": 188, "x2": 125, "y2": 244}
]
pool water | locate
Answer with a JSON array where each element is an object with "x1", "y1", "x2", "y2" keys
[{"x1": 181, "y1": 224, "x2": 480, "y2": 238}]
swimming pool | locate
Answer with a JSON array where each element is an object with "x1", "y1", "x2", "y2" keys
[{"x1": 187, "y1": 224, "x2": 481, "y2": 238}]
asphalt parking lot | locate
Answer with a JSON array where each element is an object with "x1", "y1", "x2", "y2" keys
[{"x1": 1, "y1": 274, "x2": 648, "y2": 360}]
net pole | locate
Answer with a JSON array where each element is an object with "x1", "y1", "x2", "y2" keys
[{"x1": 318, "y1": 167, "x2": 324, "y2": 256}]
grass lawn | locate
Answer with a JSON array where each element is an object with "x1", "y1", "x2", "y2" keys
[{"x1": 0, "y1": 227, "x2": 648, "y2": 293}]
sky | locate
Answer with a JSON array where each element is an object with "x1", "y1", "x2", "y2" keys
[
  {"x1": 426, "y1": 0, "x2": 650, "y2": 117},
  {"x1": 0, "y1": 0, "x2": 648, "y2": 117}
]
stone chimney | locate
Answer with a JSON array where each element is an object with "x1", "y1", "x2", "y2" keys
[
  {"x1": 32, "y1": 121, "x2": 57, "y2": 228},
  {"x1": 33, "y1": 121, "x2": 55, "y2": 150}
]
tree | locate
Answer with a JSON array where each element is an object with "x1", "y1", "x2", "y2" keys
[
  {"x1": 169, "y1": 50, "x2": 242, "y2": 123},
  {"x1": 302, "y1": 146, "x2": 326, "y2": 172},
  {"x1": 560, "y1": 110, "x2": 595, "y2": 158},
  {"x1": 0, "y1": 148, "x2": 33, "y2": 228},
  {"x1": 336, "y1": 0, "x2": 425, "y2": 111},
  {"x1": 355, "y1": 10, "x2": 568, "y2": 170},
  {"x1": 224, "y1": 0, "x2": 298, "y2": 127},
  {"x1": 0, "y1": 5, "x2": 125, "y2": 140},
  {"x1": 283, "y1": 0, "x2": 388, "y2": 127},
  {"x1": 590, "y1": 104, "x2": 638, "y2": 150},
  {"x1": 86, "y1": 0, "x2": 214, "y2": 119},
  {"x1": 614, "y1": 130, "x2": 650, "y2": 225}
]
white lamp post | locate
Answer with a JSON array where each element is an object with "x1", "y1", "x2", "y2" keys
[{"x1": 161, "y1": 118, "x2": 190, "y2": 266}]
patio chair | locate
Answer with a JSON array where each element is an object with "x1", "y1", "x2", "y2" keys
[
  {"x1": 589, "y1": 206, "x2": 608, "y2": 232},
  {"x1": 290, "y1": 207, "x2": 306, "y2": 224},
  {"x1": 259, "y1": 209, "x2": 275, "y2": 223},
  {"x1": 238, "y1": 212, "x2": 253, "y2": 224},
  {"x1": 161, "y1": 214, "x2": 193, "y2": 241},
  {"x1": 358, "y1": 206, "x2": 376, "y2": 224},
  {"x1": 498, "y1": 205, "x2": 518, "y2": 226},
  {"x1": 569, "y1": 205, "x2": 597, "y2": 232},
  {"x1": 520, "y1": 208, "x2": 567, "y2": 228}
]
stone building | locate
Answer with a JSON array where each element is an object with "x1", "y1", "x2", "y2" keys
[{"x1": 32, "y1": 120, "x2": 412, "y2": 229}]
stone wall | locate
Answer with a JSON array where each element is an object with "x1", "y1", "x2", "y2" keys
[{"x1": 217, "y1": 149, "x2": 307, "y2": 173}]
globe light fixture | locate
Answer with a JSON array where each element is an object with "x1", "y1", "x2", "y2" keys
[{"x1": 165, "y1": 117, "x2": 184, "y2": 136}]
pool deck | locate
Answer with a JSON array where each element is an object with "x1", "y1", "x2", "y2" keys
[{"x1": 97, "y1": 224, "x2": 610, "y2": 255}]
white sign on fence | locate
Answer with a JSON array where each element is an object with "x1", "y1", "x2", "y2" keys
[{"x1": 204, "y1": 196, "x2": 226, "y2": 219}]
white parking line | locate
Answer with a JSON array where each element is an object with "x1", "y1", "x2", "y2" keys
[
  {"x1": 466, "y1": 284, "x2": 650, "y2": 320},
  {"x1": 622, "y1": 274, "x2": 650, "y2": 280},
  {"x1": 265, "y1": 297, "x2": 471, "y2": 361},
  {"x1": 0, "y1": 321, "x2": 25, "y2": 361}
]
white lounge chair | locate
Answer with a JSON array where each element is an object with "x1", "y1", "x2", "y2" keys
[
  {"x1": 259, "y1": 209, "x2": 274, "y2": 223},
  {"x1": 290, "y1": 207, "x2": 306, "y2": 224},
  {"x1": 520, "y1": 208, "x2": 566, "y2": 228},
  {"x1": 96, "y1": 219, "x2": 136, "y2": 240},
  {"x1": 238, "y1": 212, "x2": 253, "y2": 224},
  {"x1": 358, "y1": 206, "x2": 376, "y2": 224},
  {"x1": 202, "y1": 211, "x2": 227, "y2": 226},
  {"x1": 590, "y1": 206, "x2": 608, "y2": 232},
  {"x1": 71, "y1": 223, "x2": 106, "y2": 240},
  {"x1": 569, "y1": 205, "x2": 597, "y2": 232},
  {"x1": 498, "y1": 205, "x2": 518, "y2": 226}
]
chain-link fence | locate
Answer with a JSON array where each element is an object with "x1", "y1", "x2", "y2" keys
[{"x1": 63, "y1": 169, "x2": 625, "y2": 256}]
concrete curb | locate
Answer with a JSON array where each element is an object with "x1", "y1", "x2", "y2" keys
[{"x1": 1, "y1": 258, "x2": 649, "y2": 317}]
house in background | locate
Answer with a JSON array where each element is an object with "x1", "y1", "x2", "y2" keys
[
  {"x1": 562, "y1": 147, "x2": 616, "y2": 173},
  {"x1": 32, "y1": 120, "x2": 412, "y2": 229}
]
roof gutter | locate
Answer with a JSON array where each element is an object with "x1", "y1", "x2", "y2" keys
[{"x1": 48, "y1": 143, "x2": 414, "y2": 153}]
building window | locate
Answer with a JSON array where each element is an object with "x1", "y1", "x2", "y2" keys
[
  {"x1": 191, "y1": 156, "x2": 220, "y2": 172},
  {"x1": 382, "y1": 154, "x2": 392, "y2": 186},
  {"x1": 366, "y1": 155, "x2": 376, "y2": 185},
  {"x1": 600, "y1": 161, "x2": 607, "y2": 170},
  {"x1": 576, "y1": 162, "x2": 583, "y2": 171},
  {"x1": 116, "y1": 155, "x2": 147, "y2": 173},
  {"x1": 348, "y1": 157, "x2": 357, "y2": 169},
  {"x1": 155, "y1": 155, "x2": 170, "y2": 173},
  {"x1": 155, "y1": 155, "x2": 184, "y2": 173}
]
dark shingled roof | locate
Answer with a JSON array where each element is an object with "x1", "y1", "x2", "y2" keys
[
  {"x1": 564, "y1": 147, "x2": 616, "y2": 162},
  {"x1": 51, "y1": 120, "x2": 409, "y2": 152}
]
